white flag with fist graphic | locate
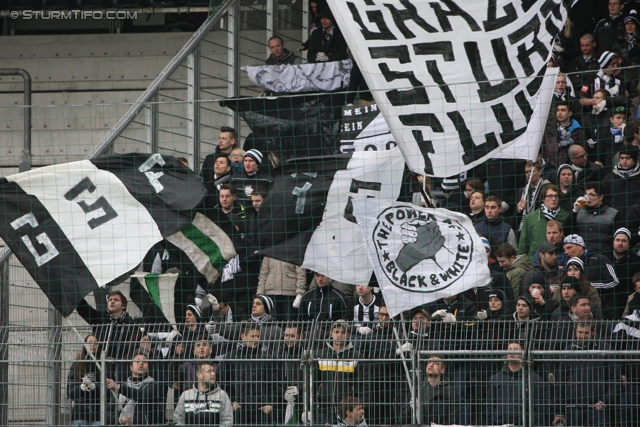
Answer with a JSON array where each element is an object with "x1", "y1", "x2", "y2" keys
[{"x1": 353, "y1": 199, "x2": 491, "y2": 317}]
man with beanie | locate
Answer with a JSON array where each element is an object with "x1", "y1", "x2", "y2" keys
[
  {"x1": 503, "y1": 295, "x2": 540, "y2": 343},
  {"x1": 232, "y1": 149, "x2": 272, "y2": 202},
  {"x1": 563, "y1": 234, "x2": 620, "y2": 319},
  {"x1": 579, "y1": 50, "x2": 625, "y2": 101},
  {"x1": 606, "y1": 228, "x2": 640, "y2": 317},
  {"x1": 602, "y1": 144, "x2": 640, "y2": 218},
  {"x1": 563, "y1": 181, "x2": 624, "y2": 253},
  {"x1": 520, "y1": 273, "x2": 560, "y2": 320},
  {"x1": 247, "y1": 295, "x2": 282, "y2": 348}
]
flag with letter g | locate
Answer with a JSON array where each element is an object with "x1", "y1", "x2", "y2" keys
[{"x1": 353, "y1": 199, "x2": 491, "y2": 318}]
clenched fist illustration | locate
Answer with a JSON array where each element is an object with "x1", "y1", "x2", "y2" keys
[{"x1": 396, "y1": 220, "x2": 445, "y2": 272}]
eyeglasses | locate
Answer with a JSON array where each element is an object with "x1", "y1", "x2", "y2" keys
[
  {"x1": 545, "y1": 194, "x2": 559, "y2": 199},
  {"x1": 585, "y1": 193, "x2": 598, "y2": 198}
]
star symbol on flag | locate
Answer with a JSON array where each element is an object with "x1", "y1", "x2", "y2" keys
[
  {"x1": 382, "y1": 251, "x2": 390, "y2": 261},
  {"x1": 456, "y1": 232, "x2": 465, "y2": 241}
]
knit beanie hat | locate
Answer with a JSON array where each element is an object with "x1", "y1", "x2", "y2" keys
[
  {"x1": 566, "y1": 257, "x2": 585, "y2": 271},
  {"x1": 618, "y1": 144, "x2": 639, "y2": 163},
  {"x1": 186, "y1": 304, "x2": 202, "y2": 320},
  {"x1": 614, "y1": 227, "x2": 632, "y2": 241},
  {"x1": 625, "y1": 10, "x2": 640, "y2": 27},
  {"x1": 518, "y1": 295, "x2": 534, "y2": 311},
  {"x1": 255, "y1": 294, "x2": 274, "y2": 314},
  {"x1": 561, "y1": 276, "x2": 582, "y2": 293},
  {"x1": 564, "y1": 234, "x2": 586, "y2": 248},
  {"x1": 244, "y1": 149, "x2": 263, "y2": 165},
  {"x1": 598, "y1": 51, "x2": 616, "y2": 68},
  {"x1": 488, "y1": 289, "x2": 506, "y2": 302}
]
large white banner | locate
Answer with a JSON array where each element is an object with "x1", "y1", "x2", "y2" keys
[
  {"x1": 353, "y1": 199, "x2": 490, "y2": 317},
  {"x1": 302, "y1": 147, "x2": 405, "y2": 285},
  {"x1": 328, "y1": 0, "x2": 565, "y2": 177}
]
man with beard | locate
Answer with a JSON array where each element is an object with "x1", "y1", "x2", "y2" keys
[
  {"x1": 524, "y1": 242, "x2": 564, "y2": 293},
  {"x1": 607, "y1": 228, "x2": 640, "y2": 315},
  {"x1": 174, "y1": 361, "x2": 233, "y2": 426}
]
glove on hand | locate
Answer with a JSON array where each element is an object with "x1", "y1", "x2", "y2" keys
[
  {"x1": 207, "y1": 294, "x2": 220, "y2": 310},
  {"x1": 293, "y1": 294, "x2": 303, "y2": 309},
  {"x1": 284, "y1": 386, "x2": 298, "y2": 402},
  {"x1": 357, "y1": 326, "x2": 373, "y2": 335}
]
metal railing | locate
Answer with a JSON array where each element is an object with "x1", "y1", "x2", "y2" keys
[{"x1": 0, "y1": 319, "x2": 638, "y2": 426}]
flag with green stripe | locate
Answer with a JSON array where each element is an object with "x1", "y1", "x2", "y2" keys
[
  {"x1": 166, "y1": 212, "x2": 237, "y2": 284},
  {"x1": 130, "y1": 271, "x2": 179, "y2": 325}
]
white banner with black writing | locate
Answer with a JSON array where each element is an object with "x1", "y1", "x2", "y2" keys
[
  {"x1": 328, "y1": 0, "x2": 565, "y2": 177},
  {"x1": 353, "y1": 199, "x2": 490, "y2": 317},
  {"x1": 241, "y1": 60, "x2": 352, "y2": 93},
  {"x1": 340, "y1": 103, "x2": 397, "y2": 153}
]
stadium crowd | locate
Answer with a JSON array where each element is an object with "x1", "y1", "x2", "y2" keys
[{"x1": 66, "y1": 1, "x2": 640, "y2": 426}]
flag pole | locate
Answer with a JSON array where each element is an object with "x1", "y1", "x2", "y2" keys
[
  {"x1": 65, "y1": 317, "x2": 124, "y2": 413},
  {"x1": 392, "y1": 313, "x2": 414, "y2": 414}
]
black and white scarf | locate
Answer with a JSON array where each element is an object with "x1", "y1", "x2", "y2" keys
[
  {"x1": 540, "y1": 204, "x2": 560, "y2": 221},
  {"x1": 595, "y1": 70, "x2": 621, "y2": 96},
  {"x1": 615, "y1": 161, "x2": 640, "y2": 179},
  {"x1": 557, "y1": 122, "x2": 575, "y2": 147}
]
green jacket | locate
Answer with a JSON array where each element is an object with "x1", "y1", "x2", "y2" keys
[
  {"x1": 518, "y1": 208, "x2": 569, "y2": 258},
  {"x1": 505, "y1": 254, "x2": 532, "y2": 299}
]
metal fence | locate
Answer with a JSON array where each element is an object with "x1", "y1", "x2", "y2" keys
[{"x1": 0, "y1": 317, "x2": 638, "y2": 426}]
